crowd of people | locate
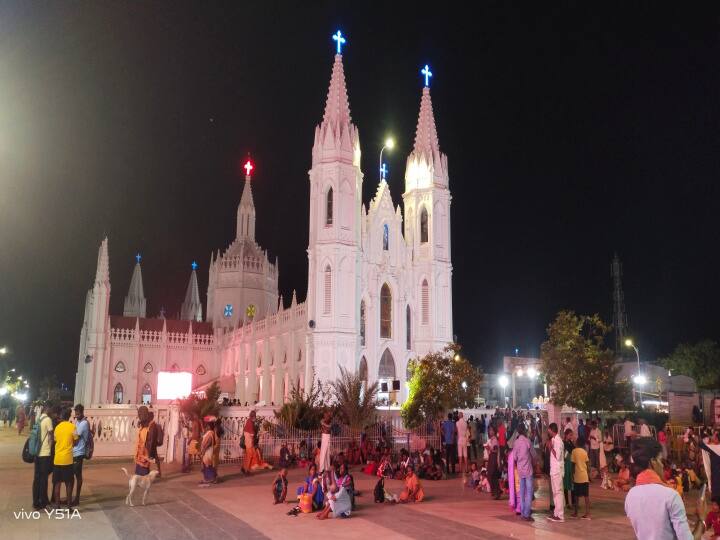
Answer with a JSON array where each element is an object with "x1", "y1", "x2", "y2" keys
[{"x1": 15, "y1": 400, "x2": 720, "y2": 537}]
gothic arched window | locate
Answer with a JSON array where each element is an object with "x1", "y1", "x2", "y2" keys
[
  {"x1": 421, "y1": 279, "x2": 429, "y2": 325},
  {"x1": 143, "y1": 362, "x2": 153, "y2": 373},
  {"x1": 360, "y1": 300, "x2": 366, "y2": 346},
  {"x1": 406, "y1": 305, "x2": 412, "y2": 350},
  {"x1": 420, "y1": 206, "x2": 429, "y2": 244},
  {"x1": 196, "y1": 365, "x2": 207, "y2": 375},
  {"x1": 378, "y1": 348, "x2": 396, "y2": 379},
  {"x1": 326, "y1": 187, "x2": 334, "y2": 226},
  {"x1": 380, "y1": 283, "x2": 392, "y2": 338},
  {"x1": 114, "y1": 361, "x2": 126, "y2": 373},
  {"x1": 383, "y1": 223, "x2": 389, "y2": 251},
  {"x1": 113, "y1": 383, "x2": 124, "y2": 404},
  {"x1": 359, "y1": 356, "x2": 368, "y2": 382},
  {"x1": 323, "y1": 265, "x2": 332, "y2": 314},
  {"x1": 141, "y1": 383, "x2": 152, "y2": 404}
]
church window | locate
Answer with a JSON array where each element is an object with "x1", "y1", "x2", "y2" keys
[
  {"x1": 420, "y1": 206, "x2": 429, "y2": 243},
  {"x1": 326, "y1": 187, "x2": 334, "y2": 226},
  {"x1": 378, "y1": 348, "x2": 396, "y2": 379},
  {"x1": 421, "y1": 279, "x2": 429, "y2": 325},
  {"x1": 324, "y1": 265, "x2": 332, "y2": 314},
  {"x1": 359, "y1": 356, "x2": 368, "y2": 382},
  {"x1": 113, "y1": 383, "x2": 123, "y2": 404},
  {"x1": 297, "y1": 350, "x2": 302, "y2": 363},
  {"x1": 380, "y1": 283, "x2": 392, "y2": 338},
  {"x1": 143, "y1": 362, "x2": 153, "y2": 373},
  {"x1": 359, "y1": 300, "x2": 366, "y2": 346},
  {"x1": 114, "y1": 361, "x2": 126, "y2": 373},
  {"x1": 383, "y1": 223, "x2": 389, "y2": 250},
  {"x1": 196, "y1": 365, "x2": 206, "y2": 375},
  {"x1": 141, "y1": 383, "x2": 152, "y2": 404},
  {"x1": 406, "y1": 305, "x2": 412, "y2": 350}
]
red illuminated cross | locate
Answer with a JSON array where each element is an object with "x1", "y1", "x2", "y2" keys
[{"x1": 244, "y1": 160, "x2": 254, "y2": 176}]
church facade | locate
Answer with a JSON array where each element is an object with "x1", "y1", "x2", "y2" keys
[{"x1": 74, "y1": 42, "x2": 453, "y2": 407}]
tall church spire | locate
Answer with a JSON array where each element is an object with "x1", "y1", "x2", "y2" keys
[
  {"x1": 313, "y1": 34, "x2": 360, "y2": 167},
  {"x1": 123, "y1": 254, "x2": 147, "y2": 318},
  {"x1": 95, "y1": 237, "x2": 110, "y2": 285},
  {"x1": 405, "y1": 70, "x2": 448, "y2": 191},
  {"x1": 237, "y1": 158, "x2": 256, "y2": 240},
  {"x1": 181, "y1": 262, "x2": 203, "y2": 322}
]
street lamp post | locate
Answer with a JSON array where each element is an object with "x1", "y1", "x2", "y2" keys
[
  {"x1": 379, "y1": 138, "x2": 395, "y2": 181},
  {"x1": 625, "y1": 339, "x2": 643, "y2": 408},
  {"x1": 499, "y1": 375, "x2": 509, "y2": 406}
]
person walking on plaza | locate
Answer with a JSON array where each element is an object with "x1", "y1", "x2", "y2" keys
[
  {"x1": 588, "y1": 421, "x2": 601, "y2": 476},
  {"x1": 242, "y1": 410, "x2": 257, "y2": 474},
  {"x1": 52, "y1": 407, "x2": 78, "y2": 509},
  {"x1": 571, "y1": 436, "x2": 591, "y2": 519},
  {"x1": 32, "y1": 403, "x2": 54, "y2": 510},
  {"x1": 441, "y1": 413, "x2": 457, "y2": 475},
  {"x1": 513, "y1": 423, "x2": 536, "y2": 521},
  {"x1": 456, "y1": 411, "x2": 469, "y2": 473},
  {"x1": 547, "y1": 423, "x2": 566, "y2": 523},
  {"x1": 147, "y1": 411, "x2": 162, "y2": 478},
  {"x1": 625, "y1": 437, "x2": 692, "y2": 539},
  {"x1": 71, "y1": 404, "x2": 90, "y2": 506},
  {"x1": 16, "y1": 404, "x2": 27, "y2": 435},
  {"x1": 318, "y1": 410, "x2": 332, "y2": 474},
  {"x1": 486, "y1": 426, "x2": 501, "y2": 499},
  {"x1": 199, "y1": 416, "x2": 218, "y2": 485},
  {"x1": 134, "y1": 405, "x2": 155, "y2": 477}
]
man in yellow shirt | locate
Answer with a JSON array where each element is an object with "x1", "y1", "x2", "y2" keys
[
  {"x1": 52, "y1": 407, "x2": 78, "y2": 509},
  {"x1": 571, "y1": 436, "x2": 591, "y2": 519}
]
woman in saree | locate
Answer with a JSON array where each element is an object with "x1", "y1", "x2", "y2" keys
[
  {"x1": 199, "y1": 417, "x2": 218, "y2": 485},
  {"x1": 296, "y1": 464, "x2": 324, "y2": 511},
  {"x1": 399, "y1": 466, "x2": 424, "y2": 503}
]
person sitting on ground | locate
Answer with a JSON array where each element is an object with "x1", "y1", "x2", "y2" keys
[
  {"x1": 316, "y1": 472, "x2": 352, "y2": 520},
  {"x1": 467, "y1": 461, "x2": 480, "y2": 489},
  {"x1": 272, "y1": 468, "x2": 288, "y2": 504},
  {"x1": 377, "y1": 452, "x2": 393, "y2": 478},
  {"x1": 399, "y1": 466, "x2": 424, "y2": 503},
  {"x1": 395, "y1": 448, "x2": 411, "y2": 479},
  {"x1": 295, "y1": 463, "x2": 324, "y2": 511},
  {"x1": 347, "y1": 440, "x2": 361, "y2": 465},
  {"x1": 335, "y1": 461, "x2": 357, "y2": 510},
  {"x1": 477, "y1": 468, "x2": 491, "y2": 493},
  {"x1": 625, "y1": 437, "x2": 693, "y2": 540},
  {"x1": 298, "y1": 440, "x2": 309, "y2": 467}
]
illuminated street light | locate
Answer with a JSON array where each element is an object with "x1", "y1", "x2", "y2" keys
[
  {"x1": 499, "y1": 375, "x2": 509, "y2": 405},
  {"x1": 527, "y1": 367, "x2": 537, "y2": 379},
  {"x1": 379, "y1": 137, "x2": 395, "y2": 182},
  {"x1": 0, "y1": 387, "x2": 7, "y2": 396},
  {"x1": 625, "y1": 338, "x2": 643, "y2": 408},
  {"x1": 633, "y1": 374, "x2": 647, "y2": 386},
  {"x1": 0, "y1": 346, "x2": 7, "y2": 355},
  {"x1": 461, "y1": 381, "x2": 468, "y2": 390}
]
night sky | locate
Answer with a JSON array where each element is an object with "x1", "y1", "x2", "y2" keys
[{"x1": 2, "y1": 2, "x2": 719, "y2": 391}]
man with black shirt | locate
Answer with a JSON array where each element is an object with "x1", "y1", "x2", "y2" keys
[
  {"x1": 441, "y1": 413, "x2": 457, "y2": 475},
  {"x1": 32, "y1": 403, "x2": 55, "y2": 510}
]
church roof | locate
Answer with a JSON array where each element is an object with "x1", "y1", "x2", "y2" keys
[
  {"x1": 180, "y1": 268, "x2": 203, "y2": 321},
  {"x1": 123, "y1": 261, "x2": 147, "y2": 317}
]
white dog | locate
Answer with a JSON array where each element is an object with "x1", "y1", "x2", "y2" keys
[{"x1": 121, "y1": 467, "x2": 160, "y2": 506}]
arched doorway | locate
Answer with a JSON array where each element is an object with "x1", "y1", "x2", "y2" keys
[{"x1": 113, "y1": 383, "x2": 124, "y2": 404}]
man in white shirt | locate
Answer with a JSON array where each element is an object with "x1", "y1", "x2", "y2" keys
[
  {"x1": 546, "y1": 423, "x2": 566, "y2": 523},
  {"x1": 588, "y1": 421, "x2": 602, "y2": 474},
  {"x1": 32, "y1": 404, "x2": 55, "y2": 509},
  {"x1": 456, "y1": 412, "x2": 468, "y2": 473}
]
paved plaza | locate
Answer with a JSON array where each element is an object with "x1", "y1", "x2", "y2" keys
[{"x1": 0, "y1": 425, "x2": 647, "y2": 539}]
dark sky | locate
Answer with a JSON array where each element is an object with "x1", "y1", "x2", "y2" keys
[{"x1": 1, "y1": 2, "x2": 719, "y2": 390}]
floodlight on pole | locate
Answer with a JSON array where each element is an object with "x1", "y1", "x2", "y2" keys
[{"x1": 624, "y1": 338, "x2": 643, "y2": 408}]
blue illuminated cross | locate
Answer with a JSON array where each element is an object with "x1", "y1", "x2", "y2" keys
[
  {"x1": 333, "y1": 30, "x2": 346, "y2": 55},
  {"x1": 135, "y1": 253, "x2": 142, "y2": 264},
  {"x1": 191, "y1": 261, "x2": 198, "y2": 271},
  {"x1": 421, "y1": 64, "x2": 433, "y2": 87},
  {"x1": 380, "y1": 163, "x2": 388, "y2": 181},
  {"x1": 224, "y1": 304, "x2": 233, "y2": 318}
]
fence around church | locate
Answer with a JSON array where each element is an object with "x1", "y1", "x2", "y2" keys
[
  {"x1": 82, "y1": 405, "x2": 440, "y2": 464},
  {"x1": 196, "y1": 410, "x2": 441, "y2": 466}
]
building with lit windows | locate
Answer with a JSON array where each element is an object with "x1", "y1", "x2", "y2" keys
[{"x1": 74, "y1": 34, "x2": 453, "y2": 407}]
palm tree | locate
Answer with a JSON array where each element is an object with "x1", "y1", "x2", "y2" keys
[{"x1": 331, "y1": 367, "x2": 379, "y2": 430}]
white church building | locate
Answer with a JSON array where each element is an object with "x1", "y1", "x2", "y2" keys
[{"x1": 74, "y1": 37, "x2": 454, "y2": 408}]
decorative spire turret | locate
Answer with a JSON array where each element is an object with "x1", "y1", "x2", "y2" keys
[
  {"x1": 123, "y1": 253, "x2": 147, "y2": 318},
  {"x1": 405, "y1": 65, "x2": 448, "y2": 191},
  {"x1": 313, "y1": 31, "x2": 360, "y2": 166},
  {"x1": 237, "y1": 158, "x2": 256, "y2": 240},
  {"x1": 95, "y1": 237, "x2": 110, "y2": 285},
  {"x1": 181, "y1": 261, "x2": 203, "y2": 322}
]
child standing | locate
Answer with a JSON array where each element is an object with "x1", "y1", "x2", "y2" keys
[{"x1": 571, "y1": 436, "x2": 591, "y2": 519}]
